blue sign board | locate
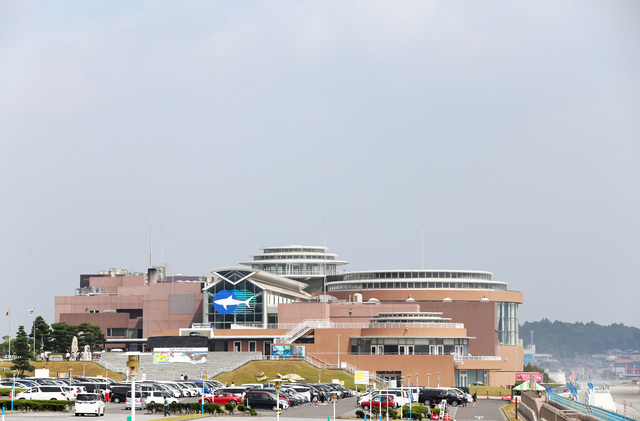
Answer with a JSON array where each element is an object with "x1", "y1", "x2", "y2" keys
[{"x1": 212, "y1": 289, "x2": 256, "y2": 315}]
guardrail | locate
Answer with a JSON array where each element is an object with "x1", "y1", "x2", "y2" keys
[
  {"x1": 93, "y1": 356, "x2": 127, "y2": 374},
  {"x1": 548, "y1": 391, "x2": 636, "y2": 421}
]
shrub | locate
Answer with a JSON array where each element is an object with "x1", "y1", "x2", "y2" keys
[
  {"x1": 0, "y1": 399, "x2": 69, "y2": 412},
  {"x1": 236, "y1": 403, "x2": 248, "y2": 414},
  {"x1": 356, "y1": 409, "x2": 366, "y2": 418},
  {"x1": 387, "y1": 407, "x2": 397, "y2": 419},
  {"x1": 225, "y1": 402, "x2": 235, "y2": 414},
  {"x1": 249, "y1": 408, "x2": 258, "y2": 416}
]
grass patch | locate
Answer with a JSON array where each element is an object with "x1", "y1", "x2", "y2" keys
[
  {"x1": 214, "y1": 360, "x2": 355, "y2": 388},
  {"x1": 502, "y1": 403, "x2": 516, "y2": 421},
  {"x1": 473, "y1": 385, "x2": 513, "y2": 396},
  {"x1": 0, "y1": 360, "x2": 124, "y2": 381},
  {"x1": 149, "y1": 415, "x2": 209, "y2": 421}
]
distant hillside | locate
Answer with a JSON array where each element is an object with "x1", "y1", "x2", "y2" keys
[{"x1": 520, "y1": 319, "x2": 640, "y2": 357}]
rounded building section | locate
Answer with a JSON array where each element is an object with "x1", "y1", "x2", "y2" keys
[
  {"x1": 326, "y1": 269, "x2": 523, "y2": 347},
  {"x1": 239, "y1": 245, "x2": 348, "y2": 293}
]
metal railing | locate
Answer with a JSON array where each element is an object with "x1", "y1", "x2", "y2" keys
[
  {"x1": 303, "y1": 354, "x2": 387, "y2": 387},
  {"x1": 274, "y1": 319, "x2": 334, "y2": 344},
  {"x1": 462, "y1": 356, "x2": 502, "y2": 361},
  {"x1": 548, "y1": 392, "x2": 636, "y2": 421},
  {"x1": 93, "y1": 356, "x2": 127, "y2": 374}
]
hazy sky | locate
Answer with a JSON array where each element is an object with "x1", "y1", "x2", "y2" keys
[{"x1": 1, "y1": 1, "x2": 639, "y2": 337}]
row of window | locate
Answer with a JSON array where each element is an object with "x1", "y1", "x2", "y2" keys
[
  {"x1": 252, "y1": 265, "x2": 338, "y2": 276},
  {"x1": 328, "y1": 281, "x2": 507, "y2": 291},
  {"x1": 253, "y1": 255, "x2": 337, "y2": 261},
  {"x1": 342, "y1": 271, "x2": 493, "y2": 281},
  {"x1": 106, "y1": 328, "x2": 143, "y2": 338},
  {"x1": 353, "y1": 337, "x2": 468, "y2": 346},
  {"x1": 498, "y1": 302, "x2": 519, "y2": 346},
  {"x1": 263, "y1": 248, "x2": 327, "y2": 254},
  {"x1": 352, "y1": 344, "x2": 467, "y2": 356}
]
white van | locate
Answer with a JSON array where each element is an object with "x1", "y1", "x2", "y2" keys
[
  {"x1": 16, "y1": 385, "x2": 68, "y2": 400},
  {"x1": 74, "y1": 393, "x2": 106, "y2": 416}
]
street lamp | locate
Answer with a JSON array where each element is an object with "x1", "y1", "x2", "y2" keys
[
  {"x1": 416, "y1": 373, "x2": 419, "y2": 387},
  {"x1": 437, "y1": 372, "x2": 441, "y2": 387},
  {"x1": 336, "y1": 334, "x2": 342, "y2": 367},
  {"x1": 407, "y1": 374, "x2": 411, "y2": 387},
  {"x1": 427, "y1": 373, "x2": 431, "y2": 387}
]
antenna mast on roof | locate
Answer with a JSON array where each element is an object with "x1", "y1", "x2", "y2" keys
[
  {"x1": 323, "y1": 221, "x2": 327, "y2": 299},
  {"x1": 421, "y1": 225, "x2": 424, "y2": 270},
  {"x1": 149, "y1": 215, "x2": 153, "y2": 267}
]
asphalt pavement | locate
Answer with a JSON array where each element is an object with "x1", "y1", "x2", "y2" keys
[{"x1": 0, "y1": 396, "x2": 510, "y2": 421}]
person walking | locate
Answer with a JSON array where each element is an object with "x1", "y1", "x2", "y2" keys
[
  {"x1": 472, "y1": 392, "x2": 477, "y2": 407},
  {"x1": 164, "y1": 397, "x2": 171, "y2": 417},
  {"x1": 313, "y1": 394, "x2": 319, "y2": 407}
]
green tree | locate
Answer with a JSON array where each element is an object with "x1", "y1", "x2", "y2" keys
[
  {"x1": 1, "y1": 335, "x2": 15, "y2": 357},
  {"x1": 50, "y1": 322, "x2": 75, "y2": 353},
  {"x1": 523, "y1": 363, "x2": 551, "y2": 383},
  {"x1": 75, "y1": 322, "x2": 106, "y2": 351},
  {"x1": 29, "y1": 316, "x2": 52, "y2": 355},
  {"x1": 11, "y1": 325, "x2": 35, "y2": 377}
]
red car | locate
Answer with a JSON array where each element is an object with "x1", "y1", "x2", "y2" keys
[
  {"x1": 361, "y1": 395, "x2": 395, "y2": 411},
  {"x1": 199, "y1": 391, "x2": 242, "y2": 405}
]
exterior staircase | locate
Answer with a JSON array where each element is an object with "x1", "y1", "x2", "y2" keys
[
  {"x1": 94, "y1": 351, "x2": 262, "y2": 381},
  {"x1": 274, "y1": 319, "x2": 334, "y2": 344}
]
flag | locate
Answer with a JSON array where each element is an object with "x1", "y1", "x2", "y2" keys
[
  {"x1": 4, "y1": 309, "x2": 9, "y2": 316},
  {"x1": 27, "y1": 308, "x2": 35, "y2": 316}
]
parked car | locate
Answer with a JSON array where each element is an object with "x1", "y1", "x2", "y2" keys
[
  {"x1": 361, "y1": 395, "x2": 395, "y2": 411},
  {"x1": 16, "y1": 385, "x2": 69, "y2": 400},
  {"x1": 125, "y1": 391, "x2": 146, "y2": 410},
  {"x1": 74, "y1": 393, "x2": 106, "y2": 417},
  {"x1": 418, "y1": 388, "x2": 465, "y2": 407},
  {"x1": 144, "y1": 391, "x2": 179, "y2": 405},
  {"x1": 378, "y1": 389, "x2": 411, "y2": 407},
  {"x1": 199, "y1": 391, "x2": 241, "y2": 405},
  {"x1": 243, "y1": 390, "x2": 289, "y2": 411},
  {"x1": 109, "y1": 386, "x2": 133, "y2": 403}
]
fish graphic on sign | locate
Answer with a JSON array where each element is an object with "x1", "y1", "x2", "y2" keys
[{"x1": 212, "y1": 289, "x2": 256, "y2": 314}]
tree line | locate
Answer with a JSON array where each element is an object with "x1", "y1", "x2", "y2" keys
[
  {"x1": 520, "y1": 319, "x2": 640, "y2": 357},
  {"x1": 2, "y1": 316, "x2": 106, "y2": 377}
]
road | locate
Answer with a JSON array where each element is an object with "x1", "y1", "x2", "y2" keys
[{"x1": 0, "y1": 396, "x2": 509, "y2": 421}]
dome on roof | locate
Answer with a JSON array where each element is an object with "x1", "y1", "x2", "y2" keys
[
  {"x1": 481, "y1": 296, "x2": 490, "y2": 302},
  {"x1": 406, "y1": 295, "x2": 415, "y2": 302},
  {"x1": 368, "y1": 298, "x2": 380, "y2": 303},
  {"x1": 443, "y1": 297, "x2": 452, "y2": 302}
]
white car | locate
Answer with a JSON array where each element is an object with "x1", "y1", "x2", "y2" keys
[
  {"x1": 74, "y1": 393, "x2": 106, "y2": 417},
  {"x1": 17, "y1": 386, "x2": 69, "y2": 400},
  {"x1": 144, "y1": 391, "x2": 179, "y2": 405}
]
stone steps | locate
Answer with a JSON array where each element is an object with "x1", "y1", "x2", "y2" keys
[{"x1": 97, "y1": 352, "x2": 261, "y2": 381}]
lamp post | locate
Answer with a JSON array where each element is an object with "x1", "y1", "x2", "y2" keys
[
  {"x1": 336, "y1": 334, "x2": 342, "y2": 367},
  {"x1": 271, "y1": 379, "x2": 283, "y2": 421},
  {"x1": 427, "y1": 373, "x2": 431, "y2": 387},
  {"x1": 416, "y1": 373, "x2": 419, "y2": 387},
  {"x1": 437, "y1": 372, "x2": 441, "y2": 387},
  {"x1": 407, "y1": 374, "x2": 411, "y2": 387}
]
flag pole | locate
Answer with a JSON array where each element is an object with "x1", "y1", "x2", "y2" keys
[{"x1": 7, "y1": 309, "x2": 10, "y2": 358}]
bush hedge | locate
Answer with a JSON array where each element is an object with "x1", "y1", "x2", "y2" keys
[
  {"x1": 145, "y1": 402, "x2": 258, "y2": 416},
  {"x1": 0, "y1": 399, "x2": 71, "y2": 412}
]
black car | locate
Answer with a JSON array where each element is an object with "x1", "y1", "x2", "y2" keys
[
  {"x1": 243, "y1": 390, "x2": 288, "y2": 411},
  {"x1": 110, "y1": 386, "x2": 143, "y2": 403},
  {"x1": 418, "y1": 388, "x2": 464, "y2": 407}
]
